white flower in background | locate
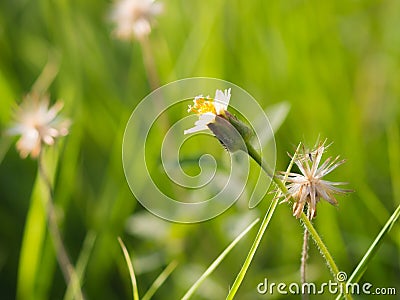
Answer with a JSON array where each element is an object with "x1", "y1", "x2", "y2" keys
[
  {"x1": 184, "y1": 89, "x2": 231, "y2": 134},
  {"x1": 8, "y1": 93, "x2": 70, "y2": 159},
  {"x1": 280, "y1": 141, "x2": 352, "y2": 219},
  {"x1": 111, "y1": 0, "x2": 163, "y2": 40}
]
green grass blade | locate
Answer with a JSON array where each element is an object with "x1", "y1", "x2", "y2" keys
[
  {"x1": 226, "y1": 200, "x2": 278, "y2": 300},
  {"x1": 387, "y1": 123, "x2": 400, "y2": 204},
  {"x1": 333, "y1": 126, "x2": 400, "y2": 300},
  {"x1": 142, "y1": 260, "x2": 178, "y2": 300},
  {"x1": 334, "y1": 203, "x2": 400, "y2": 300},
  {"x1": 64, "y1": 231, "x2": 97, "y2": 300},
  {"x1": 118, "y1": 237, "x2": 140, "y2": 300},
  {"x1": 226, "y1": 143, "x2": 300, "y2": 299},
  {"x1": 182, "y1": 218, "x2": 260, "y2": 300},
  {"x1": 17, "y1": 176, "x2": 48, "y2": 300},
  {"x1": 16, "y1": 148, "x2": 59, "y2": 300}
]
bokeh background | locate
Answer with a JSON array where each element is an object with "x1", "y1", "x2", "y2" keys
[{"x1": 0, "y1": 0, "x2": 399, "y2": 299}]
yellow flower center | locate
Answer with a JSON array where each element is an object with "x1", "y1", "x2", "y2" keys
[{"x1": 188, "y1": 97, "x2": 217, "y2": 115}]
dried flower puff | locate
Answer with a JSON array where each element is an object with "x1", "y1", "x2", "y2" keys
[
  {"x1": 8, "y1": 93, "x2": 70, "y2": 159},
  {"x1": 111, "y1": 0, "x2": 163, "y2": 40},
  {"x1": 280, "y1": 141, "x2": 352, "y2": 219}
]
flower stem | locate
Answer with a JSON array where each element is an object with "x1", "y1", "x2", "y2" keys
[
  {"x1": 245, "y1": 142, "x2": 286, "y2": 193},
  {"x1": 299, "y1": 212, "x2": 339, "y2": 276},
  {"x1": 301, "y1": 209, "x2": 310, "y2": 300},
  {"x1": 139, "y1": 35, "x2": 159, "y2": 90},
  {"x1": 38, "y1": 151, "x2": 84, "y2": 300}
]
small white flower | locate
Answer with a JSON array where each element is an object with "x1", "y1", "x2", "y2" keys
[
  {"x1": 184, "y1": 88, "x2": 231, "y2": 135},
  {"x1": 111, "y1": 0, "x2": 163, "y2": 40},
  {"x1": 280, "y1": 141, "x2": 351, "y2": 219},
  {"x1": 8, "y1": 93, "x2": 70, "y2": 159}
]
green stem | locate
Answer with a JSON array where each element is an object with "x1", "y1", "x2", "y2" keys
[
  {"x1": 300, "y1": 213, "x2": 339, "y2": 276},
  {"x1": 245, "y1": 142, "x2": 286, "y2": 193},
  {"x1": 301, "y1": 208, "x2": 310, "y2": 300}
]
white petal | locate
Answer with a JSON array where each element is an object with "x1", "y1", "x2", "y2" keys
[
  {"x1": 198, "y1": 112, "x2": 216, "y2": 123},
  {"x1": 214, "y1": 88, "x2": 231, "y2": 113},
  {"x1": 194, "y1": 95, "x2": 203, "y2": 102},
  {"x1": 184, "y1": 124, "x2": 208, "y2": 134},
  {"x1": 16, "y1": 129, "x2": 40, "y2": 156},
  {"x1": 137, "y1": 19, "x2": 153, "y2": 37},
  {"x1": 184, "y1": 113, "x2": 216, "y2": 134}
]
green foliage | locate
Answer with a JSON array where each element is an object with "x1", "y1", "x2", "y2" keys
[{"x1": 0, "y1": 0, "x2": 399, "y2": 299}]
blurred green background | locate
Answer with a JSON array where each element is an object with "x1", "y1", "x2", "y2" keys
[{"x1": 0, "y1": 0, "x2": 399, "y2": 299}]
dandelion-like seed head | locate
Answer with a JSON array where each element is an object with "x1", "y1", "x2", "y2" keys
[
  {"x1": 280, "y1": 140, "x2": 352, "y2": 219},
  {"x1": 111, "y1": 0, "x2": 163, "y2": 40},
  {"x1": 8, "y1": 93, "x2": 70, "y2": 159}
]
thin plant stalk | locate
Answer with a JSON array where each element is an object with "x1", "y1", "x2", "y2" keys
[
  {"x1": 31, "y1": 54, "x2": 59, "y2": 94},
  {"x1": 118, "y1": 237, "x2": 139, "y2": 300},
  {"x1": 301, "y1": 208, "x2": 310, "y2": 300},
  {"x1": 142, "y1": 260, "x2": 178, "y2": 300},
  {"x1": 226, "y1": 199, "x2": 278, "y2": 300},
  {"x1": 137, "y1": 35, "x2": 172, "y2": 134},
  {"x1": 299, "y1": 213, "x2": 340, "y2": 277},
  {"x1": 333, "y1": 203, "x2": 400, "y2": 300},
  {"x1": 183, "y1": 218, "x2": 260, "y2": 300},
  {"x1": 38, "y1": 150, "x2": 84, "y2": 300},
  {"x1": 344, "y1": 203, "x2": 400, "y2": 287},
  {"x1": 300, "y1": 212, "x2": 352, "y2": 300},
  {"x1": 138, "y1": 35, "x2": 159, "y2": 90},
  {"x1": 64, "y1": 231, "x2": 96, "y2": 300},
  {"x1": 245, "y1": 141, "x2": 287, "y2": 193}
]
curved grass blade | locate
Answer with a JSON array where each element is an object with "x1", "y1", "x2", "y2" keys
[
  {"x1": 335, "y1": 203, "x2": 400, "y2": 300},
  {"x1": 118, "y1": 237, "x2": 139, "y2": 300},
  {"x1": 182, "y1": 218, "x2": 260, "y2": 300},
  {"x1": 142, "y1": 260, "x2": 178, "y2": 300}
]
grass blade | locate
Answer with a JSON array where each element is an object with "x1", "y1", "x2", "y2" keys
[
  {"x1": 387, "y1": 123, "x2": 400, "y2": 204},
  {"x1": 16, "y1": 148, "x2": 59, "y2": 300},
  {"x1": 64, "y1": 231, "x2": 97, "y2": 300},
  {"x1": 334, "y1": 203, "x2": 400, "y2": 300},
  {"x1": 142, "y1": 260, "x2": 178, "y2": 300},
  {"x1": 226, "y1": 200, "x2": 277, "y2": 300},
  {"x1": 182, "y1": 218, "x2": 260, "y2": 300},
  {"x1": 118, "y1": 237, "x2": 139, "y2": 300},
  {"x1": 226, "y1": 144, "x2": 301, "y2": 299},
  {"x1": 347, "y1": 203, "x2": 400, "y2": 284}
]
